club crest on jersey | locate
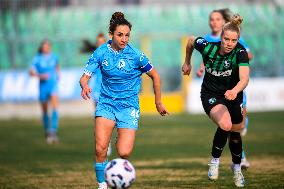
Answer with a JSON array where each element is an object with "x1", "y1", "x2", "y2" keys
[
  {"x1": 140, "y1": 53, "x2": 145, "y2": 61},
  {"x1": 196, "y1": 38, "x2": 207, "y2": 45},
  {"x1": 209, "y1": 97, "x2": 216, "y2": 105},
  {"x1": 118, "y1": 60, "x2": 126, "y2": 69},
  {"x1": 224, "y1": 60, "x2": 231, "y2": 68},
  {"x1": 102, "y1": 60, "x2": 108, "y2": 66}
]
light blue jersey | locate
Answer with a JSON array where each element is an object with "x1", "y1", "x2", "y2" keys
[
  {"x1": 84, "y1": 40, "x2": 152, "y2": 100},
  {"x1": 92, "y1": 68, "x2": 102, "y2": 102},
  {"x1": 204, "y1": 33, "x2": 250, "y2": 51},
  {"x1": 31, "y1": 53, "x2": 59, "y2": 102},
  {"x1": 83, "y1": 40, "x2": 153, "y2": 129}
]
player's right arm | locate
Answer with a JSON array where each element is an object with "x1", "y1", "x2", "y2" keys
[
  {"x1": 79, "y1": 49, "x2": 101, "y2": 100},
  {"x1": 79, "y1": 74, "x2": 92, "y2": 100},
  {"x1": 29, "y1": 58, "x2": 49, "y2": 80},
  {"x1": 182, "y1": 35, "x2": 195, "y2": 76},
  {"x1": 182, "y1": 36, "x2": 210, "y2": 76}
]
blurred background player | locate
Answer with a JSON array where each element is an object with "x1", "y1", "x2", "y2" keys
[
  {"x1": 80, "y1": 12, "x2": 169, "y2": 189},
  {"x1": 29, "y1": 39, "x2": 60, "y2": 144},
  {"x1": 80, "y1": 33, "x2": 112, "y2": 156},
  {"x1": 196, "y1": 8, "x2": 252, "y2": 169},
  {"x1": 182, "y1": 14, "x2": 249, "y2": 187}
]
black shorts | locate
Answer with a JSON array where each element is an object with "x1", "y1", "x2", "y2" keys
[{"x1": 201, "y1": 93, "x2": 244, "y2": 124}]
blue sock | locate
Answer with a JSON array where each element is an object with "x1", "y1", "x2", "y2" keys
[
  {"x1": 94, "y1": 160, "x2": 108, "y2": 183},
  {"x1": 42, "y1": 112, "x2": 49, "y2": 132},
  {"x1": 50, "y1": 109, "x2": 59, "y2": 134},
  {"x1": 245, "y1": 116, "x2": 249, "y2": 129},
  {"x1": 242, "y1": 150, "x2": 246, "y2": 159}
]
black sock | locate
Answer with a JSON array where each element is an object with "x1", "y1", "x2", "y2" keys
[
  {"x1": 211, "y1": 127, "x2": 230, "y2": 158},
  {"x1": 229, "y1": 132, "x2": 242, "y2": 164}
]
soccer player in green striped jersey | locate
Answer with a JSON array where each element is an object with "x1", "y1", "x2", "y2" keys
[{"x1": 182, "y1": 14, "x2": 249, "y2": 187}]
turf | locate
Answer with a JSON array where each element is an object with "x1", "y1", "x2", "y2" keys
[{"x1": 0, "y1": 111, "x2": 284, "y2": 188}]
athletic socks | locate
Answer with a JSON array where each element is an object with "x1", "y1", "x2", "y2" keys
[
  {"x1": 211, "y1": 127, "x2": 230, "y2": 158},
  {"x1": 245, "y1": 116, "x2": 249, "y2": 129},
  {"x1": 232, "y1": 163, "x2": 241, "y2": 171},
  {"x1": 95, "y1": 160, "x2": 108, "y2": 183},
  {"x1": 210, "y1": 157, "x2": 220, "y2": 164},
  {"x1": 229, "y1": 132, "x2": 242, "y2": 164},
  {"x1": 42, "y1": 112, "x2": 49, "y2": 132},
  {"x1": 50, "y1": 109, "x2": 59, "y2": 134}
]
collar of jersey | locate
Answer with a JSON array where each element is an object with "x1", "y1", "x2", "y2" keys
[{"x1": 107, "y1": 40, "x2": 127, "y2": 55}]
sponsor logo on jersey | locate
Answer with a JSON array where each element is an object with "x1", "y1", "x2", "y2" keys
[
  {"x1": 196, "y1": 38, "x2": 208, "y2": 45},
  {"x1": 206, "y1": 67, "x2": 232, "y2": 77},
  {"x1": 223, "y1": 60, "x2": 231, "y2": 69}
]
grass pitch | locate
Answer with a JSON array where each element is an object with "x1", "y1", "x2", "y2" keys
[{"x1": 0, "y1": 111, "x2": 284, "y2": 188}]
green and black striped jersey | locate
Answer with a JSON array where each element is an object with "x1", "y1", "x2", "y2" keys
[{"x1": 194, "y1": 37, "x2": 249, "y2": 96}]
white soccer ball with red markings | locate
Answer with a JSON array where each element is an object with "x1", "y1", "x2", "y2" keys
[{"x1": 104, "y1": 158, "x2": 136, "y2": 189}]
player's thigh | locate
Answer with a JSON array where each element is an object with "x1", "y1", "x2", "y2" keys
[
  {"x1": 50, "y1": 94, "x2": 59, "y2": 109},
  {"x1": 116, "y1": 128, "x2": 136, "y2": 154},
  {"x1": 95, "y1": 117, "x2": 116, "y2": 150},
  {"x1": 40, "y1": 101, "x2": 48, "y2": 112},
  {"x1": 210, "y1": 104, "x2": 232, "y2": 131},
  {"x1": 228, "y1": 99, "x2": 244, "y2": 131}
]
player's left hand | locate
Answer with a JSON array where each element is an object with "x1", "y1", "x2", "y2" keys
[
  {"x1": 224, "y1": 89, "x2": 238, "y2": 101},
  {"x1": 155, "y1": 102, "x2": 169, "y2": 116}
]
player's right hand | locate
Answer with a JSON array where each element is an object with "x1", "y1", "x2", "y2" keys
[
  {"x1": 182, "y1": 63, "x2": 192, "y2": 76},
  {"x1": 39, "y1": 73, "x2": 49, "y2": 80},
  {"x1": 81, "y1": 85, "x2": 92, "y2": 100}
]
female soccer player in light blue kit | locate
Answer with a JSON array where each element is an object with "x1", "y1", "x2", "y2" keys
[
  {"x1": 196, "y1": 9, "x2": 253, "y2": 169},
  {"x1": 29, "y1": 39, "x2": 60, "y2": 144},
  {"x1": 79, "y1": 12, "x2": 169, "y2": 189}
]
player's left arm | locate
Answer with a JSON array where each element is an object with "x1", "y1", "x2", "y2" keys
[
  {"x1": 56, "y1": 63, "x2": 60, "y2": 80},
  {"x1": 137, "y1": 52, "x2": 169, "y2": 116},
  {"x1": 146, "y1": 68, "x2": 169, "y2": 116},
  {"x1": 225, "y1": 50, "x2": 250, "y2": 101}
]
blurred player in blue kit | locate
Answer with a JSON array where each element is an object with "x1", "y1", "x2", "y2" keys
[
  {"x1": 79, "y1": 12, "x2": 169, "y2": 189},
  {"x1": 29, "y1": 39, "x2": 60, "y2": 144},
  {"x1": 196, "y1": 9, "x2": 253, "y2": 169}
]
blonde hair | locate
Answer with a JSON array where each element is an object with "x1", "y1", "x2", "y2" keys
[{"x1": 221, "y1": 14, "x2": 243, "y2": 37}]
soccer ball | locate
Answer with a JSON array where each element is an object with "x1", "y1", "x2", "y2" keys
[{"x1": 104, "y1": 158, "x2": 136, "y2": 189}]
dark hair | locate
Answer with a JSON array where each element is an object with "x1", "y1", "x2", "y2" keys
[
  {"x1": 109, "y1": 12, "x2": 132, "y2": 34},
  {"x1": 212, "y1": 8, "x2": 232, "y2": 23},
  {"x1": 38, "y1": 39, "x2": 50, "y2": 54}
]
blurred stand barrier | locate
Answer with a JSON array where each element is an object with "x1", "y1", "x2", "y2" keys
[
  {"x1": 0, "y1": 69, "x2": 284, "y2": 119},
  {"x1": 187, "y1": 78, "x2": 284, "y2": 114}
]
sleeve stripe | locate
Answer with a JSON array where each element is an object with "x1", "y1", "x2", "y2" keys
[
  {"x1": 141, "y1": 62, "x2": 153, "y2": 73},
  {"x1": 239, "y1": 63, "x2": 250, "y2": 67},
  {"x1": 83, "y1": 69, "x2": 93, "y2": 76}
]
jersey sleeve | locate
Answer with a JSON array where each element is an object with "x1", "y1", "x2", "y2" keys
[
  {"x1": 136, "y1": 52, "x2": 153, "y2": 73},
  {"x1": 194, "y1": 37, "x2": 210, "y2": 55},
  {"x1": 239, "y1": 37, "x2": 250, "y2": 52},
  {"x1": 30, "y1": 57, "x2": 38, "y2": 72},
  {"x1": 237, "y1": 49, "x2": 249, "y2": 67},
  {"x1": 83, "y1": 49, "x2": 101, "y2": 76}
]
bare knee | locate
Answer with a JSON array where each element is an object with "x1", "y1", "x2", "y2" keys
[
  {"x1": 117, "y1": 148, "x2": 132, "y2": 159},
  {"x1": 96, "y1": 143, "x2": 108, "y2": 159},
  {"x1": 219, "y1": 121, "x2": 232, "y2": 131}
]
